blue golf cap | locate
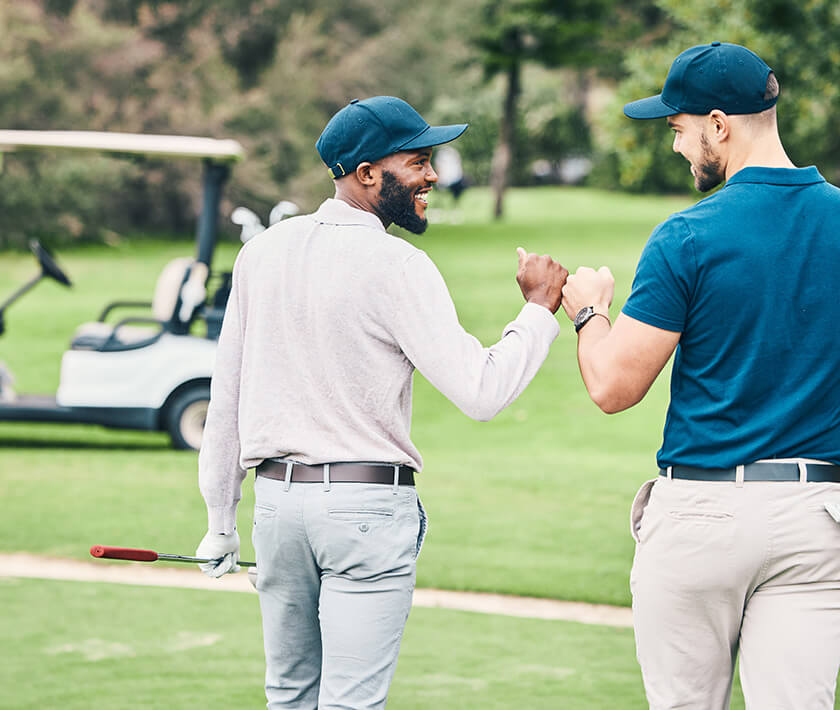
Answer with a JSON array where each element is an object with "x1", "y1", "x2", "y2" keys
[
  {"x1": 624, "y1": 42, "x2": 777, "y2": 119},
  {"x1": 316, "y1": 96, "x2": 468, "y2": 179}
]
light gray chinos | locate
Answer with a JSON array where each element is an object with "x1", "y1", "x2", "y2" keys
[{"x1": 253, "y1": 473, "x2": 427, "y2": 709}]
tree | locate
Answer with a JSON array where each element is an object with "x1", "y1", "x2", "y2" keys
[{"x1": 472, "y1": 0, "x2": 612, "y2": 218}]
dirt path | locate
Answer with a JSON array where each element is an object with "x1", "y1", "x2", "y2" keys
[{"x1": 0, "y1": 553, "x2": 632, "y2": 628}]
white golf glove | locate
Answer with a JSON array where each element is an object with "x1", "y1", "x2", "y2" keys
[{"x1": 195, "y1": 529, "x2": 241, "y2": 578}]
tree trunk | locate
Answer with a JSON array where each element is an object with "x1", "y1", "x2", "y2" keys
[{"x1": 490, "y1": 60, "x2": 520, "y2": 220}]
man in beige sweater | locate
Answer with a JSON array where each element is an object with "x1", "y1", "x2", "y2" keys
[{"x1": 196, "y1": 96, "x2": 567, "y2": 709}]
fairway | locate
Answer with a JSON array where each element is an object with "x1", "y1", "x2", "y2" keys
[
  {"x1": 3, "y1": 185, "x2": 836, "y2": 708},
  {"x1": 0, "y1": 186, "x2": 691, "y2": 606},
  {"x1": 0, "y1": 576, "x2": 746, "y2": 710}
]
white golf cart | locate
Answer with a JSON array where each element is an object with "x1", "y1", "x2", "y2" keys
[{"x1": 0, "y1": 130, "x2": 245, "y2": 450}]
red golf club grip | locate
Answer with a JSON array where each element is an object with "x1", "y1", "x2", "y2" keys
[{"x1": 90, "y1": 545, "x2": 159, "y2": 562}]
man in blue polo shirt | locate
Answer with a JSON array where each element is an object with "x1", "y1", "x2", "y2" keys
[{"x1": 560, "y1": 43, "x2": 840, "y2": 708}]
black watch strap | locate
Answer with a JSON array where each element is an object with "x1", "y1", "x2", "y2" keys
[{"x1": 574, "y1": 306, "x2": 610, "y2": 333}]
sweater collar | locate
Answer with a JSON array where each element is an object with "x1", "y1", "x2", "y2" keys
[{"x1": 313, "y1": 198, "x2": 386, "y2": 232}]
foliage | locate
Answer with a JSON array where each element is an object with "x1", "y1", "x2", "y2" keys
[
  {"x1": 0, "y1": 0, "x2": 478, "y2": 248},
  {"x1": 4, "y1": 0, "x2": 840, "y2": 242},
  {"x1": 593, "y1": 0, "x2": 840, "y2": 191},
  {"x1": 469, "y1": 0, "x2": 615, "y2": 216},
  {"x1": 431, "y1": 67, "x2": 594, "y2": 188},
  {"x1": 473, "y1": 0, "x2": 611, "y2": 76}
]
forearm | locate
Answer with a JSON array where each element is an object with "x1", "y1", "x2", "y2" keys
[
  {"x1": 199, "y1": 384, "x2": 246, "y2": 534},
  {"x1": 575, "y1": 317, "x2": 631, "y2": 413},
  {"x1": 575, "y1": 311, "x2": 679, "y2": 413},
  {"x1": 198, "y1": 264, "x2": 247, "y2": 534},
  {"x1": 394, "y1": 252, "x2": 560, "y2": 421},
  {"x1": 434, "y1": 302, "x2": 559, "y2": 421}
]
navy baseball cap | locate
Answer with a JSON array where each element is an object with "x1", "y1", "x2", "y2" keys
[
  {"x1": 316, "y1": 96, "x2": 468, "y2": 179},
  {"x1": 624, "y1": 42, "x2": 777, "y2": 119}
]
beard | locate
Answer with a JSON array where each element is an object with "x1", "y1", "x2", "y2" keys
[
  {"x1": 694, "y1": 132, "x2": 725, "y2": 193},
  {"x1": 376, "y1": 170, "x2": 428, "y2": 234}
]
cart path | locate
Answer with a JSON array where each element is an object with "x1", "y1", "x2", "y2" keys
[{"x1": 0, "y1": 553, "x2": 632, "y2": 628}]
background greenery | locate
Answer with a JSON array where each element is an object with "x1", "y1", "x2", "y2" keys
[
  {"x1": 3, "y1": 0, "x2": 840, "y2": 247},
  {"x1": 4, "y1": 3, "x2": 840, "y2": 702}
]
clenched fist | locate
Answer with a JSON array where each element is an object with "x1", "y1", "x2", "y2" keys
[
  {"x1": 561, "y1": 266, "x2": 615, "y2": 322},
  {"x1": 516, "y1": 248, "x2": 569, "y2": 314}
]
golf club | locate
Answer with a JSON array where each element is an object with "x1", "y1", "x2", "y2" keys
[{"x1": 89, "y1": 544, "x2": 256, "y2": 567}]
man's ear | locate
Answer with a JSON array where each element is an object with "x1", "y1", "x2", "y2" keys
[
  {"x1": 355, "y1": 161, "x2": 379, "y2": 186},
  {"x1": 708, "y1": 110, "x2": 730, "y2": 142}
]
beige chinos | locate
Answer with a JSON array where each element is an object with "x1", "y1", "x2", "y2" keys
[{"x1": 630, "y1": 474, "x2": 840, "y2": 709}]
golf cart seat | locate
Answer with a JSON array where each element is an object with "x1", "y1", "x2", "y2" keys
[{"x1": 71, "y1": 257, "x2": 209, "y2": 352}]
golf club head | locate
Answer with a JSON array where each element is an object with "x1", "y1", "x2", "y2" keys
[
  {"x1": 269, "y1": 200, "x2": 300, "y2": 225},
  {"x1": 248, "y1": 566, "x2": 258, "y2": 589},
  {"x1": 231, "y1": 206, "x2": 266, "y2": 243}
]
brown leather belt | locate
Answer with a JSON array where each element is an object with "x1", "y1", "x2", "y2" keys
[{"x1": 256, "y1": 459, "x2": 415, "y2": 486}]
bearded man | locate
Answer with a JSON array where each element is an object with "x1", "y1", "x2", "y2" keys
[
  {"x1": 194, "y1": 96, "x2": 568, "y2": 709},
  {"x1": 561, "y1": 43, "x2": 840, "y2": 708}
]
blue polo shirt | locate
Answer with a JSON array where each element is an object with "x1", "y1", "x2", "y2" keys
[{"x1": 623, "y1": 166, "x2": 840, "y2": 468}]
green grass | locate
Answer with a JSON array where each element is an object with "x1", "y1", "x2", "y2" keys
[
  {"x1": 0, "y1": 186, "x2": 693, "y2": 606},
  {"x1": 0, "y1": 577, "x2": 696, "y2": 710},
  {"x1": 2, "y1": 185, "x2": 838, "y2": 708},
  {"x1": 0, "y1": 189, "x2": 686, "y2": 604}
]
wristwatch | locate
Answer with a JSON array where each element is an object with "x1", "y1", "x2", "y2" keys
[{"x1": 574, "y1": 306, "x2": 609, "y2": 333}]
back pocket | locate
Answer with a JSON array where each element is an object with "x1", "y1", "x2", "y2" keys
[
  {"x1": 667, "y1": 510, "x2": 733, "y2": 522},
  {"x1": 254, "y1": 503, "x2": 277, "y2": 521},
  {"x1": 328, "y1": 508, "x2": 394, "y2": 522}
]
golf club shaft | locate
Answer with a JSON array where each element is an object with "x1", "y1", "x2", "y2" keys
[
  {"x1": 158, "y1": 552, "x2": 256, "y2": 567},
  {"x1": 90, "y1": 544, "x2": 255, "y2": 567}
]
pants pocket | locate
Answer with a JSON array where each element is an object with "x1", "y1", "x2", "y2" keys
[
  {"x1": 667, "y1": 510, "x2": 733, "y2": 522},
  {"x1": 630, "y1": 477, "x2": 658, "y2": 543},
  {"x1": 254, "y1": 502, "x2": 277, "y2": 522},
  {"x1": 414, "y1": 495, "x2": 429, "y2": 560},
  {"x1": 327, "y1": 508, "x2": 394, "y2": 522}
]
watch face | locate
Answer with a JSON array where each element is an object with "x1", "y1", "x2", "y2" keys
[{"x1": 574, "y1": 306, "x2": 594, "y2": 328}]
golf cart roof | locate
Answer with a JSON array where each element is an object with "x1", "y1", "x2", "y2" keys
[{"x1": 0, "y1": 130, "x2": 244, "y2": 162}]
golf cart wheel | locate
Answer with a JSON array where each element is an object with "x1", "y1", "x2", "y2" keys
[{"x1": 165, "y1": 385, "x2": 210, "y2": 451}]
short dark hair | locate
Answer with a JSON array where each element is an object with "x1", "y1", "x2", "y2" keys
[{"x1": 764, "y1": 72, "x2": 779, "y2": 101}]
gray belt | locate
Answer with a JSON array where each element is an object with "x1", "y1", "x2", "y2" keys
[
  {"x1": 257, "y1": 459, "x2": 415, "y2": 486},
  {"x1": 660, "y1": 462, "x2": 840, "y2": 483}
]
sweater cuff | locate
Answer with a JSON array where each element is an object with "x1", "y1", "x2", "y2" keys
[
  {"x1": 507, "y1": 301, "x2": 561, "y2": 341},
  {"x1": 206, "y1": 504, "x2": 238, "y2": 535}
]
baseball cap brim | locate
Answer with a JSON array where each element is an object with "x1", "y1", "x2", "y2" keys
[
  {"x1": 623, "y1": 94, "x2": 680, "y2": 120},
  {"x1": 399, "y1": 123, "x2": 468, "y2": 151}
]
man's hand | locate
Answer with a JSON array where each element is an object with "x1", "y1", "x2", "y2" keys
[
  {"x1": 516, "y1": 248, "x2": 569, "y2": 314},
  {"x1": 561, "y1": 266, "x2": 615, "y2": 322},
  {"x1": 195, "y1": 529, "x2": 241, "y2": 578}
]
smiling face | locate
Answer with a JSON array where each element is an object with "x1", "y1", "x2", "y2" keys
[
  {"x1": 374, "y1": 148, "x2": 437, "y2": 234},
  {"x1": 667, "y1": 114, "x2": 725, "y2": 193}
]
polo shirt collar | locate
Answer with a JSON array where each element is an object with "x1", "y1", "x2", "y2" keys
[
  {"x1": 726, "y1": 165, "x2": 824, "y2": 187},
  {"x1": 313, "y1": 198, "x2": 386, "y2": 232}
]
